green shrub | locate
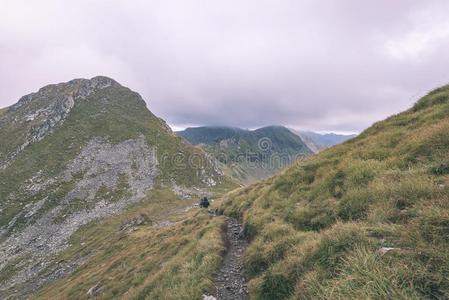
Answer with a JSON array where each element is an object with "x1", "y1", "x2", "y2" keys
[
  {"x1": 259, "y1": 271, "x2": 294, "y2": 300},
  {"x1": 413, "y1": 92, "x2": 448, "y2": 111},
  {"x1": 389, "y1": 178, "x2": 434, "y2": 210},
  {"x1": 337, "y1": 189, "x2": 372, "y2": 221},
  {"x1": 327, "y1": 170, "x2": 346, "y2": 198},
  {"x1": 398, "y1": 249, "x2": 449, "y2": 298},
  {"x1": 273, "y1": 178, "x2": 294, "y2": 196},
  {"x1": 243, "y1": 219, "x2": 258, "y2": 241},
  {"x1": 311, "y1": 226, "x2": 369, "y2": 274},
  {"x1": 286, "y1": 206, "x2": 335, "y2": 231},
  {"x1": 302, "y1": 163, "x2": 320, "y2": 184},
  {"x1": 430, "y1": 162, "x2": 449, "y2": 175},
  {"x1": 244, "y1": 243, "x2": 269, "y2": 278},
  {"x1": 419, "y1": 212, "x2": 449, "y2": 244},
  {"x1": 347, "y1": 160, "x2": 381, "y2": 186},
  {"x1": 307, "y1": 246, "x2": 422, "y2": 299}
]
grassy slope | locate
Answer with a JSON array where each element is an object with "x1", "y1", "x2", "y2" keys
[
  {"x1": 219, "y1": 85, "x2": 449, "y2": 299},
  {"x1": 34, "y1": 188, "x2": 226, "y2": 300}
]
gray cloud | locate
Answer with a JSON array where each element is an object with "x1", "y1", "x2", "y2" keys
[{"x1": 1, "y1": 0, "x2": 449, "y2": 133}]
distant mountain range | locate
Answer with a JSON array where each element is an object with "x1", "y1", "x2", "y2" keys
[
  {"x1": 177, "y1": 126, "x2": 355, "y2": 183},
  {"x1": 290, "y1": 129, "x2": 356, "y2": 153}
]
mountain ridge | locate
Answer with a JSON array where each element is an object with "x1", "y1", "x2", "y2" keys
[
  {"x1": 0, "y1": 76, "x2": 231, "y2": 297},
  {"x1": 177, "y1": 125, "x2": 314, "y2": 184}
]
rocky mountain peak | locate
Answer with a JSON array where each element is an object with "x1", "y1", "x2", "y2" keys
[
  {"x1": 9, "y1": 76, "x2": 121, "y2": 113},
  {"x1": 0, "y1": 77, "x2": 229, "y2": 297},
  {"x1": 1, "y1": 77, "x2": 130, "y2": 168},
  {"x1": 68, "y1": 75, "x2": 121, "y2": 99}
]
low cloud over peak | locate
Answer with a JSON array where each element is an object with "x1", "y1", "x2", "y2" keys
[{"x1": 1, "y1": 0, "x2": 449, "y2": 132}]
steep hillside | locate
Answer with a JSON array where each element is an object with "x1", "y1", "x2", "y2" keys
[
  {"x1": 0, "y1": 76, "x2": 232, "y2": 297},
  {"x1": 178, "y1": 126, "x2": 313, "y2": 184},
  {"x1": 219, "y1": 84, "x2": 449, "y2": 299},
  {"x1": 35, "y1": 189, "x2": 225, "y2": 300}
]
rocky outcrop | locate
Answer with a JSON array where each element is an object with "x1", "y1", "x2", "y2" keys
[
  {"x1": 0, "y1": 77, "x2": 119, "y2": 170},
  {"x1": 120, "y1": 213, "x2": 152, "y2": 232},
  {"x1": 0, "y1": 136, "x2": 158, "y2": 295}
]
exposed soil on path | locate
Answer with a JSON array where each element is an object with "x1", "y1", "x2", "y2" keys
[{"x1": 215, "y1": 217, "x2": 248, "y2": 300}]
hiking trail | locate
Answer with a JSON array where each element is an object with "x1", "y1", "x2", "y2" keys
[{"x1": 214, "y1": 217, "x2": 248, "y2": 300}]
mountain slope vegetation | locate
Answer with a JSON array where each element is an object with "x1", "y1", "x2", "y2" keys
[
  {"x1": 34, "y1": 189, "x2": 224, "y2": 300},
  {"x1": 178, "y1": 126, "x2": 313, "y2": 184},
  {"x1": 219, "y1": 84, "x2": 449, "y2": 299},
  {"x1": 0, "y1": 76, "x2": 233, "y2": 298}
]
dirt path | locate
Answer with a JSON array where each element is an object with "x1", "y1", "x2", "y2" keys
[{"x1": 215, "y1": 217, "x2": 248, "y2": 300}]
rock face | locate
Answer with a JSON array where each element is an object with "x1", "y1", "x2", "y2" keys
[
  {"x1": 0, "y1": 76, "x2": 225, "y2": 297},
  {"x1": 63, "y1": 136, "x2": 157, "y2": 201},
  {"x1": 0, "y1": 77, "x2": 119, "y2": 170},
  {"x1": 0, "y1": 136, "x2": 158, "y2": 293}
]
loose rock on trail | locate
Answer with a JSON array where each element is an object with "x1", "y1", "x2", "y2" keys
[{"x1": 214, "y1": 217, "x2": 248, "y2": 300}]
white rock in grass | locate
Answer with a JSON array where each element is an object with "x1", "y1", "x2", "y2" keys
[{"x1": 377, "y1": 247, "x2": 396, "y2": 255}]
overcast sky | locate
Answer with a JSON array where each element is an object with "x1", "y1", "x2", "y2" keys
[{"x1": 1, "y1": 0, "x2": 449, "y2": 133}]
